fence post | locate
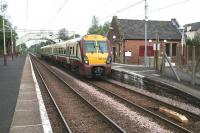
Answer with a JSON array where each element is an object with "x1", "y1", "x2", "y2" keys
[{"x1": 192, "y1": 45, "x2": 196, "y2": 85}]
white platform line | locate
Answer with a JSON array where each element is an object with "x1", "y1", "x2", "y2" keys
[
  {"x1": 29, "y1": 56, "x2": 53, "y2": 133},
  {"x1": 18, "y1": 99, "x2": 37, "y2": 102},
  {"x1": 15, "y1": 110, "x2": 34, "y2": 112},
  {"x1": 11, "y1": 124, "x2": 43, "y2": 128}
]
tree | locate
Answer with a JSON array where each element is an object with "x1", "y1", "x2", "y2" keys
[
  {"x1": 87, "y1": 16, "x2": 110, "y2": 36},
  {"x1": 102, "y1": 21, "x2": 111, "y2": 35},
  {"x1": 193, "y1": 32, "x2": 200, "y2": 46},
  {"x1": 186, "y1": 32, "x2": 200, "y2": 46},
  {"x1": 186, "y1": 32, "x2": 200, "y2": 73},
  {"x1": 58, "y1": 28, "x2": 69, "y2": 40},
  {"x1": 88, "y1": 16, "x2": 101, "y2": 34},
  {"x1": 17, "y1": 43, "x2": 27, "y2": 54},
  {"x1": 0, "y1": 2, "x2": 17, "y2": 55}
]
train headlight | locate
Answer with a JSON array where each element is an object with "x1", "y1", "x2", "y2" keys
[
  {"x1": 106, "y1": 56, "x2": 112, "y2": 64},
  {"x1": 83, "y1": 56, "x2": 89, "y2": 64}
]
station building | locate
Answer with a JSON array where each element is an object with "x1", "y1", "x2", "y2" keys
[{"x1": 107, "y1": 16, "x2": 182, "y2": 65}]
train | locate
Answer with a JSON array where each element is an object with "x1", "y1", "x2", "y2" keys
[{"x1": 40, "y1": 34, "x2": 112, "y2": 77}]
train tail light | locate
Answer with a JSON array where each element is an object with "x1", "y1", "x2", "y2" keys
[
  {"x1": 106, "y1": 56, "x2": 112, "y2": 64},
  {"x1": 83, "y1": 56, "x2": 89, "y2": 64}
]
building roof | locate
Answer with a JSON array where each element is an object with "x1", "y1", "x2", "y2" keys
[
  {"x1": 184, "y1": 22, "x2": 200, "y2": 32},
  {"x1": 117, "y1": 18, "x2": 182, "y2": 40}
]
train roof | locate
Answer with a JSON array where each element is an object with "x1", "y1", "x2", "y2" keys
[
  {"x1": 40, "y1": 35, "x2": 107, "y2": 49},
  {"x1": 40, "y1": 37, "x2": 81, "y2": 49},
  {"x1": 40, "y1": 45, "x2": 52, "y2": 49}
]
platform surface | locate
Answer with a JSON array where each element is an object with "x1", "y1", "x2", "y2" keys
[
  {"x1": 0, "y1": 56, "x2": 26, "y2": 133},
  {"x1": 112, "y1": 63, "x2": 200, "y2": 100},
  {"x1": 9, "y1": 55, "x2": 52, "y2": 133}
]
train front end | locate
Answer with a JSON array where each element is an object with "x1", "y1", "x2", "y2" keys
[{"x1": 81, "y1": 35, "x2": 112, "y2": 77}]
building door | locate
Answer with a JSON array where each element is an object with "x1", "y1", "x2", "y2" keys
[
  {"x1": 112, "y1": 47, "x2": 116, "y2": 62},
  {"x1": 165, "y1": 43, "x2": 170, "y2": 56}
]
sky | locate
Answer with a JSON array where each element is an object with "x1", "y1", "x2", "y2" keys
[{"x1": 5, "y1": 0, "x2": 200, "y2": 38}]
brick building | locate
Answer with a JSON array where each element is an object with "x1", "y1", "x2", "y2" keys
[{"x1": 107, "y1": 16, "x2": 182, "y2": 65}]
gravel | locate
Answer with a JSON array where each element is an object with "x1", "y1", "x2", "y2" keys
[
  {"x1": 52, "y1": 66, "x2": 173, "y2": 133},
  {"x1": 106, "y1": 78, "x2": 200, "y2": 116}
]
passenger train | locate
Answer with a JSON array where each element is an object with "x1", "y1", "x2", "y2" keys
[{"x1": 40, "y1": 34, "x2": 112, "y2": 77}]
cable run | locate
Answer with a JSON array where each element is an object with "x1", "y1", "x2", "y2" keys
[
  {"x1": 150, "y1": 0, "x2": 191, "y2": 14},
  {"x1": 133, "y1": 0, "x2": 191, "y2": 18},
  {"x1": 47, "y1": 0, "x2": 70, "y2": 27},
  {"x1": 100, "y1": 0, "x2": 144, "y2": 21}
]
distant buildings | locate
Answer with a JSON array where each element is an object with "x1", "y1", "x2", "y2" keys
[{"x1": 184, "y1": 22, "x2": 200, "y2": 39}]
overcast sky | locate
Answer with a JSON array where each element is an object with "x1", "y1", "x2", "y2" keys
[{"x1": 6, "y1": 0, "x2": 200, "y2": 37}]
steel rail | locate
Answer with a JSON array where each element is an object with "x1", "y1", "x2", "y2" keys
[
  {"x1": 31, "y1": 56, "x2": 72, "y2": 133},
  {"x1": 103, "y1": 79, "x2": 200, "y2": 120},
  {"x1": 85, "y1": 80, "x2": 193, "y2": 133},
  {"x1": 32, "y1": 55, "x2": 127, "y2": 133}
]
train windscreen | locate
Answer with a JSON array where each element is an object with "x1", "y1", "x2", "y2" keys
[
  {"x1": 98, "y1": 41, "x2": 108, "y2": 53},
  {"x1": 85, "y1": 41, "x2": 108, "y2": 53},
  {"x1": 85, "y1": 41, "x2": 96, "y2": 52}
]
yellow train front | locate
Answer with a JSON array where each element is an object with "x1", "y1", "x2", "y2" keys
[{"x1": 77, "y1": 34, "x2": 112, "y2": 77}]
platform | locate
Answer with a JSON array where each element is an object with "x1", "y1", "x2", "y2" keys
[
  {"x1": 0, "y1": 56, "x2": 26, "y2": 133},
  {"x1": 111, "y1": 63, "x2": 200, "y2": 102},
  {"x1": 9, "y1": 56, "x2": 52, "y2": 133}
]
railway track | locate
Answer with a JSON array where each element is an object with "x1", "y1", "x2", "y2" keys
[
  {"x1": 31, "y1": 55, "x2": 126, "y2": 133},
  {"x1": 84, "y1": 79, "x2": 200, "y2": 133},
  {"x1": 32, "y1": 55, "x2": 200, "y2": 132}
]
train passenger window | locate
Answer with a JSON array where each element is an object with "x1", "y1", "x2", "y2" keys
[
  {"x1": 70, "y1": 47, "x2": 73, "y2": 55},
  {"x1": 76, "y1": 44, "x2": 78, "y2": 56},
  {"x1": 62, "y1": 48, "x2": 63, "y2": 54},
  {"x1": 73, "y1": 47, "x2": 75, "y2": 55}
]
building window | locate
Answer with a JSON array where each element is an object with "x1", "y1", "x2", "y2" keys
[
  {"x1": 165, "y1": 43, "x2": 170, "y2": 56},
  {"x1": 172, "y1": 43, "x2": 177, "y2": 56}
]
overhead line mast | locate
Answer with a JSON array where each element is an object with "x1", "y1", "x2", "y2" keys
[{"x1": 144, "y1": 0, "x2": 148, "y2": 67}]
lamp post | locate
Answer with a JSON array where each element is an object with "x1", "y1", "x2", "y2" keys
[
  {"x1": 179, "y1": 26, "x2": 185, "y2": 56},
  {"x1": 4, "y1": 24, "x2": 14, "y2": 60},
  {"x1": 2, "y1": 17, "x2": 7, "y2": 65},
  {"x1": 144, "y1": 0, "x2": 148, "y2": 67},
  {"x1": 11, "y1": 28, "x2": 13, "y2": 60}
]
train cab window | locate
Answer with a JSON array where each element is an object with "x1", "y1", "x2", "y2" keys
[
  {"x1": 85, "y1": 41, "x2": 96, "y2": 52},
  {"x1": 97, "y1": 41, "x2": 108, "y2": 53}
]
